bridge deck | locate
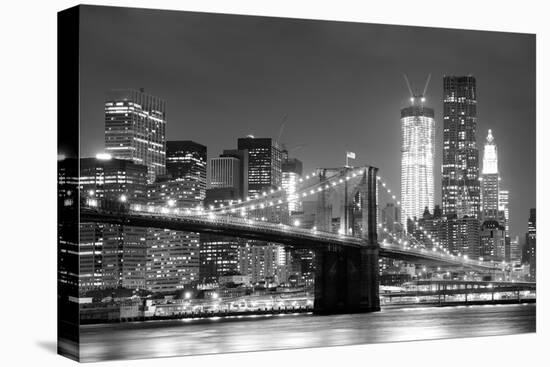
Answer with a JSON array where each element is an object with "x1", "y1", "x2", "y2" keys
[{"x1": 80, "y1": 207, "x2": 501, "y2": 271}]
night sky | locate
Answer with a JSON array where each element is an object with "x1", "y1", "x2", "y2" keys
[{"x1": 78, "y1": 5, "x2": 535, "y2": 239}]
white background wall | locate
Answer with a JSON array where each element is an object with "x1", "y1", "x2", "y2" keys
[{"x1": 0, "y1": 1, "x2": 547, "y2": 366}]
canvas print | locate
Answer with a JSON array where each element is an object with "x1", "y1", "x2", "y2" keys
[{"x1": 57, "y1": 5, "x2": 536, "y2": 362}]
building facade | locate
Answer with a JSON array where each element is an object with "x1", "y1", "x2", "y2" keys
[
  {"x1": 442, "y1": 76, "x2": 480, "y2": 219},
  {"x1": 282, "y1": 153, "x2": 303, "y2": 213},
  {"x1": 104, "y1": 88, "x2": 166, "y2": 183},
  {"x1": 209, "y1": 156, "x2": 241, "y2": 190},
  {"x1": 79, "y1": 156, "x2": 148, "y2": 205},
  {"x1": 237, "y1": 137, "x2": 282, "y2": 197},
  {"x1": 145, "y1": 176, "x2": 201, "y2": 293},
  {"x1": 400, "y1": 95, "x2": 435, "y2": 230},
  {"x1": 166, "y1": 140, "x2": 207, "y2": 201},
  {"x1": 480, "y1": 219, "x2": 506, "y2": 261},
  {"x1": 68, "y1": 156, "x2": 149, "y2": 293}
]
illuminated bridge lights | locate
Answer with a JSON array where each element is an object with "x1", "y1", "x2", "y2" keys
[
  {"x1": 200, "y1": 167, "x2": 365, "y2": 215},
  {"x1": 90, "y1": 204, "x2": 500, "y2": 270}
]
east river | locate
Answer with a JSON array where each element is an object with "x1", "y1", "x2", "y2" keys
[{"x1": 79, "y1": 303, "x2": 535, "y2": 362}]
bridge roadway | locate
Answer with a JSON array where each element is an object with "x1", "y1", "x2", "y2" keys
[{"x1": 80, "y1": 206, "x2": 498, "y2": 271}]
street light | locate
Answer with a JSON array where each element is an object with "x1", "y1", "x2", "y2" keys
[{"x1": 119, "y1": 194, "x2": 127, "y2": 203}]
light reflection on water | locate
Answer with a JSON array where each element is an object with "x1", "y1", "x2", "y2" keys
[{"x1": 79, "y1": 304, "x2": 535, "y2": 362}]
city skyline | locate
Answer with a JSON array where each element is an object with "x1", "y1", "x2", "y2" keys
[
  {"x1": 57, "y1": 6, "x2": 537, "y2": 362},
  {"x1": 77, "y1": 6, "x2": 535, "y2": 240}
]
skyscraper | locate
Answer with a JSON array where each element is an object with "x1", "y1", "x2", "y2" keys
[
  {"x1": 442, "y1": 76, "x2": 480, "y2": 219},
  {"x1": 400, "y1": 94, "x2": 435, "y2": 230},
  {"x1": 104, "y1": 88, "x2": 166, "y2": 183},
  {"x1": 499, "y1": 189, "x2": 510, "y2": 236},
  {"x1": 481, "y1": 129, "x2": 499, "y2": 219},
  {"x1": 166, "y1": 141, "x2": 207, "y2": 201},
  {"x1": 237, "y1": 137, "x2": 282, "y2": 197}
]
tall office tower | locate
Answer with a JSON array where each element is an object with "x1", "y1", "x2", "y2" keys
[
  {"x1": 442, "y1": 76, "x2": 480, "y2": 219},
  {"x1": 525, "y1": 208, "x2": 536, "y2": 280},
  {"x1": 237, "y1": 136, "x2": 282, "y2": 197},
  {"x1": 499, "y1": 189, "x2": 510, "y2": 235},
  {"x1": 166, "y1": 141, "x2": 207, "y2": 201},
  {"x1": 481, "y1": 129, "x2": 500, "y2": 219},
  {"x1": 400, "y1": 94, "x2": 435, "y2": 231},
  {"x1": 104, "y1": 88, "x2": 166, "y2": 184},
  {"x1": 145, "y1": 177, "x2": 201, "y2": 292},
  {"x1": 282, "y1": 152, "x2": 303, "y2": 213}
]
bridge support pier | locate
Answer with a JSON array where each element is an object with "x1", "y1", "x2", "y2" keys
[{"x1": 313, "y1": 245, "x2": 380, "y2": 314}]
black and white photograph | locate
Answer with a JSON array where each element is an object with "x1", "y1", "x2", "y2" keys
[
  {"x1": 6, "y1": 1, "x2": 550, "y2": 366},
  {"x1": 55, "y1": 4, "x2": 539, "y2": 362}
]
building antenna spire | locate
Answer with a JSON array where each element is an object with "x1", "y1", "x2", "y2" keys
[
  {"x1": 403, "y1": 74, "x2": 414, "y2": 98},
  {"x1": 422, "y1": 73, "x2": 431, "y2": 97}
]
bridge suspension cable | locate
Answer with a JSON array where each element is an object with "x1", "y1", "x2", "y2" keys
[
  {"x1": 376, "y1": 174, "x2": 512, "y2": 270},
  {"x1": 202, "y1": 166, "x2": 367, "y2": 214}
]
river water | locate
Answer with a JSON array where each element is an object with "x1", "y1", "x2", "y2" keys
[{"x1": 79, "y1": 303, "x2": 535, "y2": 362}]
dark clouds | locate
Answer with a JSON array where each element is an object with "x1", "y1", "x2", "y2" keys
[{"x1": 78, "y1": 5, "x2": 535, "y2": 239}]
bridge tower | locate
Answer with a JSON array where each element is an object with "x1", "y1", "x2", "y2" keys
[{"x1": 314, "y1": 166, "x2": 380, "y2": 314}]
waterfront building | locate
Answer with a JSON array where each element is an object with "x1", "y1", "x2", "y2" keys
[
  {"x1": 238, "y1": 242, "x2": 288, "y2": 285},
  {"x1": 60, "y1": 156, "x2": 149, "y2": 293},
  {"x1": 145, "y1": 176, "x2": 201, "y2": 292},
  {"x1": 104, "y1": 88, "x2": 166, "y2": 183},
  {"x1": 199, "y1": 235, "x2": 242, "y2": 283}
]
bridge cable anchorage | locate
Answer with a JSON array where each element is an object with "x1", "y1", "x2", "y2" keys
[{"x1": 376, "y1": 175, "x2": 509, "y2": 270}]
